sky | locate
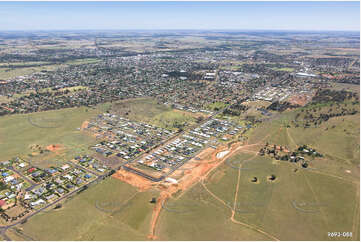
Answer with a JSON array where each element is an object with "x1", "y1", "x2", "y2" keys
[{"x1": 0, "y1": 1, "x2": 359, "y2": 31}]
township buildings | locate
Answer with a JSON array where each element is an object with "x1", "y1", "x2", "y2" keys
[{"x1": 86, "y1": 112, "x2": 245, "y2": 181}]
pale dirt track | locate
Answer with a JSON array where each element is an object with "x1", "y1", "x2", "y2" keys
[
  {"x1": 148, "y1": 133, "x2": 274, "y2": 239},
  {"x1": 149, "y1": 138, "x2": 275, "y2": 239},
  {"x1": 201, "y1": 151, "x2": 280, "y2": 241},
  {"x1": 113, "y1": 132, "x2": 277, "y2": 240}
]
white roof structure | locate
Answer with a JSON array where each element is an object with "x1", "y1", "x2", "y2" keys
[
  {"x1": 296, "y1": 72, "x2": 316, "y2": 77},
  {"x1": 165, "y1": 177, "x2": 178, "y2": 184}
]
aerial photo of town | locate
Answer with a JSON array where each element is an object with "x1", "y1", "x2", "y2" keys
[{"x1": 0, "y1": 1, "x2": 359, "y2": 241}]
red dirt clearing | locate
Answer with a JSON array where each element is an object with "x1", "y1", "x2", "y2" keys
[
  {"x1": 112, "y1": 169, "x2": 155, "y2": 192},
  {"x1": 149, "y1": 142, "x2": 243, "y2": 239},
  {"x1": 112, "y1": 140, "x2": 265, "y2": 240},
  {"x1": 287, "y1": 94, "x2": 311, "y2": 106},
  {"x1": 46, "y1": 144, "x2": 63, "y2": 152},
  {"x1": 80, "y1": 120, "x2": 89, "y2": 131}
]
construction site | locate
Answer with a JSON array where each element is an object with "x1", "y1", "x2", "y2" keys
[{"x1": 112, "y1": 139, "x2": 246, "y2": 239}]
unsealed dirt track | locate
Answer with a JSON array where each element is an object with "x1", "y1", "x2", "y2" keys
[
  {"x1": 112, "y1": 138, "x2": 270, "y2": 240},
  {"x1": 148, "y1": 142, "x2": 246, "y2": 239}
]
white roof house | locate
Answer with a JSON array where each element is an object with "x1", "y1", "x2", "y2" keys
[
  {"x1": 4, "y1": 176, "x2": 14, "y2": 183},
  {"x1": 31, "y1": 199, "x2": 45, "y2": 207},
  {"x1": 61, "y1": 164, "x2": 70, "y2": 170}
]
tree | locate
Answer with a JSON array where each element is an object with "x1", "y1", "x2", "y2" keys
[{"x1": 269, "y1": 174, "x2": 276, "y2": 181}]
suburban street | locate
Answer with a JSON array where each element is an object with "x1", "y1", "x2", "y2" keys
[
  {"x1": 0, "y1": 171, "x2": 108, "y2": 241},
  {"x1": 118, "y1": 107, "x2": 228, "y2": 181}
]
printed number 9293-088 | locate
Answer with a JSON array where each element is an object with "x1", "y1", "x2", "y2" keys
[{"x1": 328, "y1": 232, "x2": 352, "y2": 238}]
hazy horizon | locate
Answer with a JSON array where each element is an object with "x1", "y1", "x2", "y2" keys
[
  {"x1": 0, "y1": 1, "x2": 359, "y2": 31},
  {"x1": 0, "y1": 29, "x2": 360, "y2": 33}
]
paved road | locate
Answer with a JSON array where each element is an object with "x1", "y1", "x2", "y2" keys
[
  {"x1": 0, "y1": 100, "x2": 242, "y2": 240},
  {"x1": 7, "y1": 167, "x2": 38, "y2": 192},
  {"x1": 0, "y1": 171, "x2": 108, "y2": 240},
  {"x1": 70, "y1": 161, "x2": 102, "y2": 177},
  {"x1": 0, "y1": 228, "x2": 11, "y2": 241},
  {"x1": 118, "y1": 107, "x2": 227, "y2": 181}
]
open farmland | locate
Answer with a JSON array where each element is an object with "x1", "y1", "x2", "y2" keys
[
  {"x1": 153, "y1": 92, "x2": 360, "y2": 240},
  {"x1": 0, "y1": 58, "x2": 101, "y2": 80},
  {"x1": 13, "y1": 178, "x2": 157, "y2": 241},
  {"x1": 111, "y1": 97, "x2": 201, "y2": 131},
  {"x1": 155, "y1": 120, "x2": 359, "y2": 240},
  {"x1": 111, "y1": 98, "x2": 171, "y2": 122},
  {"x1": 0, "y1": 64, "x2": 60, "y2": 80},
  {"x1": 232, "y1": 155, "x2": 357, "y2": 241},
  {"x1": 0, "y1": 104, "x2": 109, "y2": 166},
  {"x1": 156, "y1": 183, "x2": 270, "y2": 241}
]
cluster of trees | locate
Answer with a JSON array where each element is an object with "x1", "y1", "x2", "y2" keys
[
  {"x1": 312, "y1": 89, "x2": 358, "y2": 104},
  {"x1": 287, "y1": 89, "x2": 360, "y2": 128},
  {"x1": 222, "y1": 102, "x2": 249, "y2": 116},
  {"x1": 267, "y1": 101, "x2": 300, "y2": 112},
  {"x1": 308, "y1": 57, "x2": 354, "y2": 68},
  {"x1": 293, "y1": 107, "x2": 358, "y2": 128}
]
